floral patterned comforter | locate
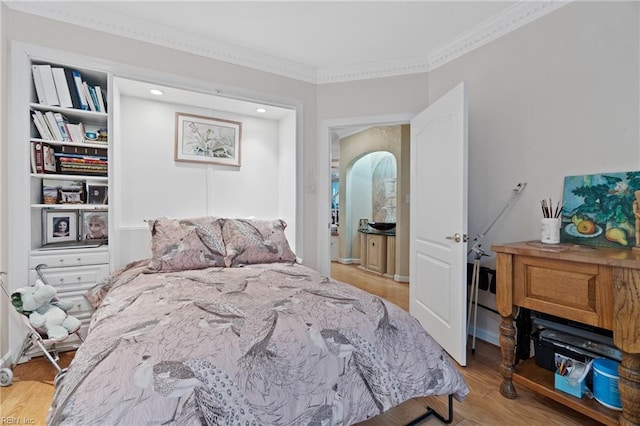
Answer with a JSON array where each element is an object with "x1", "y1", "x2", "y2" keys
[{"x1": 48, "y1": 260, "x2": 469, "y2": 425}]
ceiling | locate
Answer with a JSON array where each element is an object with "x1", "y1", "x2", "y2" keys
[
  {"x1": 115, "y1": 77, "x2": 295, "y2": 120},
  {"x1": 94, "y1": 1, "x2": 515, "y2": 69},
  {"x1": 6, "y1": 1, "x2": 567, "y2": 84}
]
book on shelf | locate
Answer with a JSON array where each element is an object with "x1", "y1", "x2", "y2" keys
[
  {"x1": 62, "y1": 69, "x2": 82, "y2": 109},
  {"x1": 42, "y1": 143, "x2": 57, "y2": 173},
  {"x1": 95, "y1": 86, "x2": 107, "y2": 113},
  {"x1": 65, "y1": 123, "x2": 85, "y2": 143},
  {"x1": 82, "y1": 81, "x2": 97, "y2": 112},
  {"x1": 44, "y1": 111, "x2": 65, "y2": 141},
  {"x1": 32, "y1": 111, "x2": 54, "y2": 140},
  {"x1": 51, "y1": 67, "x2": 74, "y2": 108},
  {"x1": 31, "y1": 65, "x2": 47, "y2": 104},
  {"x1": 36, "y1": 64, "x2": 60, "y2": 106},
  {"x1": 31, "y1": 141, "x2": 57, "y2": 174},
  {"x1": 70, "y1": 69, "x2": 90, "y2": 110},
  {"x1": 30, "y1": 141, "x2": 44, "y2": 173},
  {"x1": 59, "y1": 144, "x2": 107, "y2": 157},
  {"x1": 53, "y1": 112, "x2": 71, "y2": 142},
  {"x1": 88, "y1": 85, "x2": 100, "y2": 112},
  {"x1": 54, "y1": 152, "x2": 107, "y2": 176}
]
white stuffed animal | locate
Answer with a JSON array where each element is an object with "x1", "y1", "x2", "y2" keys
[{"x1": 12, "y1": 279, "x2": 82, "y2": 342}]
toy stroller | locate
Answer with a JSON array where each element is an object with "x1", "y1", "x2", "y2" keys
[{"x1": 0, "y1": 269, "x2": 84, "y2": 387}]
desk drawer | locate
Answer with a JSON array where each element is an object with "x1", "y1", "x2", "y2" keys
[{"x1": 514, "y1": 256, "x2": 613, "y2": 329}]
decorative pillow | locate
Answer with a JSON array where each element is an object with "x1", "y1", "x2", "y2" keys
[
  {"x1": 146, "y1": 217, "x2": 226, "y2": 273},
  {"x1": 221, "y1": 218, "x2": 296, "y2": 267}
]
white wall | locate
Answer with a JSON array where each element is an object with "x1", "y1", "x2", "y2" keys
[
  {"x1": 349, "y1": 155, "x2": 373, "y2": 260},
  {"x1": 278, "y1": 111, "x2": 297, "y2": 248},
  {"x1": 114, "y1": 95, "x2": 296, "y2": 267}
]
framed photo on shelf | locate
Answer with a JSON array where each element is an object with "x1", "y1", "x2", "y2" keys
[
  {"x1": 42, "y1": 179, "x2": 84, "y2": 204},
  {"x1": 81, "y1": 210, "x2": 108, "y2": 242},
  {"x1": 175, "y1": 112, "x2": 242, "y2": 167},
  {"x1": 59, "y1": 190, "x2": 84, "y2": 204},
  {"x1": 42, "y1": 210, "x2": 78, "y2": 245},
  {"x1": 87, "y1": 184, "x2": 108, "y2": 205}
]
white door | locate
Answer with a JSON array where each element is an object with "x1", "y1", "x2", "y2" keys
[{"x1": 409, "y1": 81, "x2": 468, "y2": 366}]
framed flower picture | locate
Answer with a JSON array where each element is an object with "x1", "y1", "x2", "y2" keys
[{"x1": 174, "y1": 113, "x2": 242, "y2": 167}]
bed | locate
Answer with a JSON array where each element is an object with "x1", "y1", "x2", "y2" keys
[{"x1": 47, "y1": 217, "x2": 469, "y2": 425}]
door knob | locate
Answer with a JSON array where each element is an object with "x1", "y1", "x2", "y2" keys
[{"x1": 446, "y1": 233, "x2": 468, "y2": 243}]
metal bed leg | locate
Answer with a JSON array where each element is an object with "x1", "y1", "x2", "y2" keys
[{"x1": 405, "y1": 394, "x2": 454, "y2": 425}]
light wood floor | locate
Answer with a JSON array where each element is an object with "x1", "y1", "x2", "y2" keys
[{"x1": 0, "y1": 263, "x2": 602, "y2": 425}]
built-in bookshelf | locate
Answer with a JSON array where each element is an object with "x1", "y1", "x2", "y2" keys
[
  {"x1": 8, "y1": 44, "x2": 114, "y2": 356},
  {"x1": 29, "y1": 60, "x2": 109, "y2": 250}
]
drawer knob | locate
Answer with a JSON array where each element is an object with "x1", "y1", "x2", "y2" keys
[
  {"x1": 77, "y1": 258, "x2": 82, "y2": 262},
  {"x1": 59, "y1": 278, "x2": 64, "y2": 283},
  {"x1": 77, "y1": 276, "x2": 81, "y2": 281}
]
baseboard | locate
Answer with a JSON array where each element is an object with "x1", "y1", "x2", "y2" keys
[
  {"x1": 337, "y1": 258, "x2": 360, "y2": 265},
  {"x1": 393, "y1": 274, "x2": 409, "y2": 283},
  {"x1": 469, "y1": 327, "x2": 499, "y2": 346}
]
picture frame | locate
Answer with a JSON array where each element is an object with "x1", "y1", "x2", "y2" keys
[
  {"x1": 81, "y1": 210, "x2": 108, "y2": 242},
  {"x1": 59, "y1": 189, "x2": 84, "y2": 204},
  {"x1": 87, "y1": 184, "x2": 108, "y2": 205},
  {"x1": 175, "y1": 112, "x2": 242, "y2": 167},
  {"x1": 42, "y1": 210, "x2": 78, "y2": 245},
  {"x1": 42, "y1": 179, "x2": 84, "y2": 204},
  {"x1": 561, "y1": 170, "x2": 640, "y2": 249}
]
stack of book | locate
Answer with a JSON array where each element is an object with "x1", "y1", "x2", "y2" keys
[
  {"x1": 32, "y1": 110, "x2": 89, "y2": 143},
  {"x1": 30, "y1": 141, "x2": 57, "y2": 174},
  {"x1": 54, "y1": 145, "x2": 108, "y2": 176},
  {"x1": 32, "y1": 64, "x2": 107, "y2": 113}
]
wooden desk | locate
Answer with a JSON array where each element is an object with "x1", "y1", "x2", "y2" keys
[{"x1": 492, "y1": 241, "x2": 640, "y2": 426}]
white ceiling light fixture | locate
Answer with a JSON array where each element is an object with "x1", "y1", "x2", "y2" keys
[
  {"x1": 150, "y1": 89, "x2": 164, "y2": 95},
  {"x1": 256, "y1": 107, "x2": 267, "y2": 113}
]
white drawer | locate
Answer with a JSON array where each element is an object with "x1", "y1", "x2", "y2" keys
[
  {"x1": 29, "y1": 264, "x2": 109, "y2": 290},
  {"x1": 30, "y1": 248, "x2": 109, "y2": 269}
]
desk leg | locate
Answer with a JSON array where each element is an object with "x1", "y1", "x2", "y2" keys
[
  {"x1": 499, "y1": 313, "x2": 517, "y2": 399},
  {"x1": 619, "y1": 351, "x2": 640, "y2": 426}
]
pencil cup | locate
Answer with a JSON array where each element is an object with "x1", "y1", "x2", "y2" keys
[{"x1": 541, "y1": 218, "x2": 561, "y2": 244}]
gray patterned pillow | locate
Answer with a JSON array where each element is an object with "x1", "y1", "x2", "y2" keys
[
  {"x1": 221, "y1": 218, "x2": 296, "y2": 267},
  {"x1": 146, "y1": 217, "x2": 226, "y2": 272}
]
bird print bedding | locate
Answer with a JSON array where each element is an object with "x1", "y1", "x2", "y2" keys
[{"x1": 48, "y1": 260, "x2": 469, "y2": 425}]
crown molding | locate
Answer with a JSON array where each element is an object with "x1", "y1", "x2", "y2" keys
[
  {"x1": 425, "y1": 0, "x2": 570, "y2": 72},
  {"x1": 6, "y1": 0, "x2": 569, "y2": 85},
  {"x1": 317, "y1": 1, "x2": 570, "y2": 84},
  {"x1": 4, "y1": 1, "x2": 319, "y2": 83}
]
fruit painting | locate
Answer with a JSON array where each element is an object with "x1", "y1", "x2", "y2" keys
[{"x1": 561, "y1": 171, "x2": 640, "y2": 248}]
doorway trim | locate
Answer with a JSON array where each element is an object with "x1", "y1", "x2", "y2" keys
[{"x1": 318, "y1": 113, "x2": 413, "y2": 276}]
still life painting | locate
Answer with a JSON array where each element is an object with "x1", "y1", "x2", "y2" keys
[
  {"x1": 175, "y1": 112, "x2": 242, "y2": 167},
  {"x1": 561, "y1": 170, "x2": 640, "y2": 248}
]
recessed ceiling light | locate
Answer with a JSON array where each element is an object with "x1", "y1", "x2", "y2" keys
[
  {"x1": 256, "y1": 107, "x2": 267, "y2": 113},
  {"x1": 150, "y1": 89, "x2": 164, "y2": 96}
]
